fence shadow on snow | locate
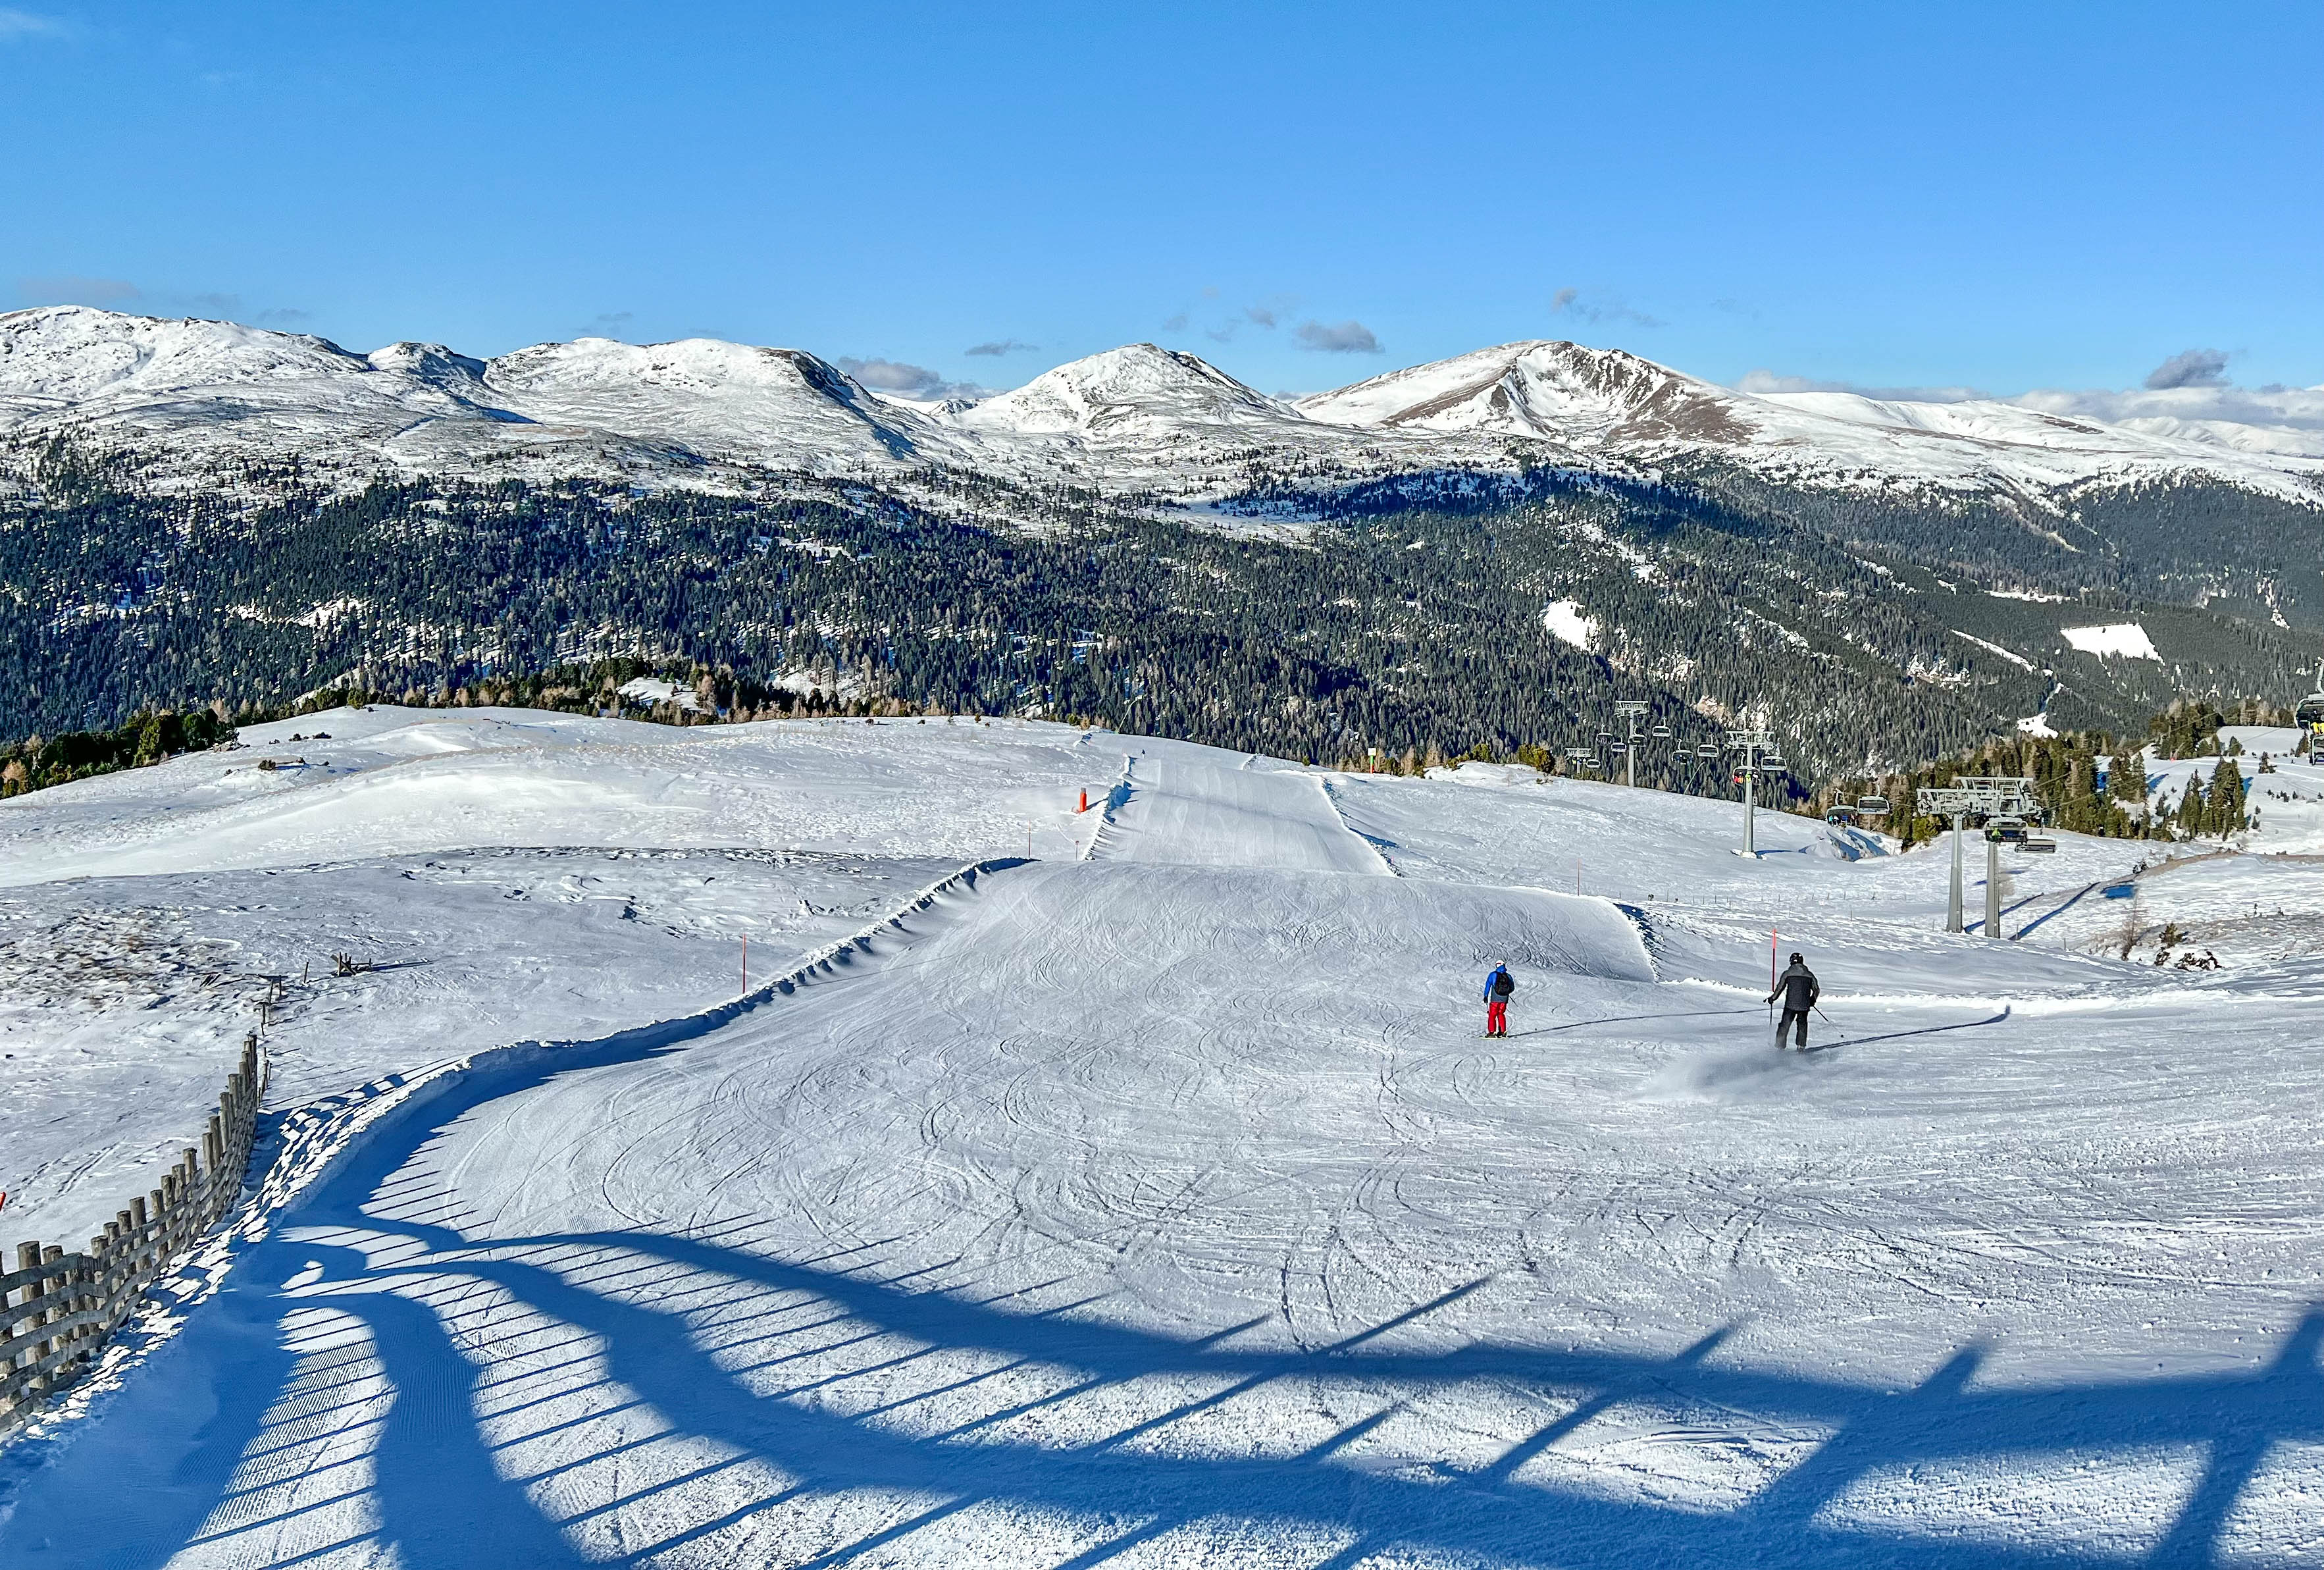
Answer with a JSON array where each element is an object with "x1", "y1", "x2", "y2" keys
[{"x1": 2, "y1": 1028, "x2": 2318, "y2": 1570}]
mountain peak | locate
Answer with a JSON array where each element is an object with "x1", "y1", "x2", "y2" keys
[
  {"x1": 1299, "y1": 339, "x2": 1752, "y2": 445},
  {"x1": 959, "y1": 343, "x2": 1300, "y2": 441}
]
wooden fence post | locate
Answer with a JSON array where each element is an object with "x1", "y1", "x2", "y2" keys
[{"x1": 4, "y1": 1039, "x2": 268, "y2": 1432}]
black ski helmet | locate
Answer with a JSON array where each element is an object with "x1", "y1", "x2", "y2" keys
[{"x1": 1790, "y1": 951, "x2": 1804, "y2": 964}]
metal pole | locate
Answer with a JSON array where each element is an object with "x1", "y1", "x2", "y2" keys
[
  {"x1": 1742, "y1": 745, "x2": 1757, "y2": 857},
  {"x1": 1984, "y1": 833, "x2": 2002, "y2": 940},
  {"x1": 1946, "y1": 814, "x2": 1965, "y2": 933},
  {"x1": 1626, "y1": 713, "x2": 1638, "y2": 790}
]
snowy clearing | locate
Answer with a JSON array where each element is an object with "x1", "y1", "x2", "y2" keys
[
  {"x1": 3, "y1": 709, "x2": 2322, "y2": 1567},
  {"x1": 2061, "y1": 622, "x2": 2162, "y2": 660},
  {"x1": 1541, "y1": 598, "x2": 1598, "y2": 651}
]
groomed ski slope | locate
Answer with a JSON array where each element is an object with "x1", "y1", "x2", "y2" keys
[{"x1": 3, "y1": 710, "x2": 2323, "y2": 1568}]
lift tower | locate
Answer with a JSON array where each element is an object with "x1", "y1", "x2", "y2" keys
[
  {"x1": 1726, "y1": 727, "x2": 1778, "y2": 856},
  {"x1": 1613, "y1": 701, "x2": 1651, "y2": 789},
  {"x1": 1917, "y1": 777, "x2": 2040, "y2": 937}
]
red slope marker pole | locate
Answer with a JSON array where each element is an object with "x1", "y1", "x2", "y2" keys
[{"x1": 1079, "y1": 788, "x2": 1089, "y2": 813}]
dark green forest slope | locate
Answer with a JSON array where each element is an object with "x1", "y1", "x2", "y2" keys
[{"x1": 3, "y1": 452, "x2": 2316, "y2": 787}]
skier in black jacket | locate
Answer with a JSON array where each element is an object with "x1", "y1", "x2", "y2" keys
[{"x1": 1767, "y1": 952, "x2": 1819, "y2": 1049}]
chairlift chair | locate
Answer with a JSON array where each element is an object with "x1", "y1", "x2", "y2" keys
[
  {"x1": 1649, "y1": 725, "x2": 1672, "y2": 739},
  {"x1": 2019, "y1": 835, "x2": 2058, "y2": 854},
  {"x1": 1984, "y1": 816, "x2": 2028, "y2": 843},
  {"x1": 1695, "y1": 744, "x2": 1719, "y2": 759},
  {"x1": 1854, "y1": 796, "x2": 1891, "y2": 815},
  {"x1": 1825, "y1": 808, "x2": 1857, "y2": 825}
]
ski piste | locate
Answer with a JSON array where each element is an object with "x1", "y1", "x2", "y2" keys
[{"x1": 2, "y1": 708, "x2": 2321, "y2": 1566}]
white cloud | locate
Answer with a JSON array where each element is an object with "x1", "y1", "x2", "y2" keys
[
  {"x1": 0, "y1": 8, "x2": 66, "y2": 40},
  {"x1": 1738, "y1": 369, "x2": 1987, "y2": 404},
  {"x1": 835, "y1": 355, "x2": 991, "y2": 402},
  {"x1": 2009, "y1": 380, "x2": 2324, "y2": 457}
]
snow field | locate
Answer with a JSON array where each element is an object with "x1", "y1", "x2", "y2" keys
[{"x1": 3, "y1": 711, "x2": 2322, "y2": 1565}]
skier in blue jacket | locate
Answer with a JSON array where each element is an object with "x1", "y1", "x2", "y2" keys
[{"x1": 1482, "y1": 962, "x2": 1515, "y2": 1037}]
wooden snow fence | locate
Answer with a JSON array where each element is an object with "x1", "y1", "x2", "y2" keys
[{"x1": 1, "y1": 1034, "x2": 265, "y2": 1432}]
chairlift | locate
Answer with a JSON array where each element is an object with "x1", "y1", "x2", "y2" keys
[
  {"x1": 1983, "y1": 816, "x2": 2028, "y2": 843},
  {"x1": 1595, "y1": 731, "x2": 1616, "y2": 743},
  {"x1": 2297, "y1": 664, "x2": 2324, "y2": 762},
  {"x1": 1824, "y1": 807, "x2": 1857, "y2": 826},
  {"x1": 1762, "y1": 754, "x2": 1787, "y2": 772},
  {"x1": 2019, "y1": 835, "x2": 2058, "y2": 854},
  {"x1": 1853, "y1": 796, "x2": 1891, "y2": 815},
  {"x1": 1695, "y1": 744, "x2": 1719, "y2": 759},
  {"x1": 1605, "y1": 743, "x2": 1627, "y2": 754},
  {"x1": 1649, "y1": 725, "x2": 1672, "y2": 739}
]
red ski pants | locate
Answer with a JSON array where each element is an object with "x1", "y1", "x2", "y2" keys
[{"x1": 1486, "y1": 1000, "x2": 1507, "y2": 1035}]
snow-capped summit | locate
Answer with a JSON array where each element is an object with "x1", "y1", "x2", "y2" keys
[
  {"x1": 366, "y1": 340, "x2": 494, "y2": 389},
  {"x1": 0, "y1": 305, "x2": 374, "y2": 413},
  {"x1": 958, "y1": 344, "x2": 1304, "y2": 444},
  {"x1": 1303, "y1": 337, "x2": 2324, "y2": 499},
  {"x1": 1, "y1": 307, "x2": 2319, "y2": 507},
  {"x1": 0, "y1": 309, "x2": 959, "y2": 484},
  {"x1": 479, "y1": 336, "x2": 947, "y2": 467},
  {"x1": 1298, "y1": 340, "x2": 1751, "y2": 447}
]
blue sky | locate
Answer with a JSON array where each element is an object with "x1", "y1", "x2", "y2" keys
[{"x1": 3, "y1": 1, "x2": 2317, "y2": 399}]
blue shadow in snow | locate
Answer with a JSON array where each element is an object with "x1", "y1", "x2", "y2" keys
[{"x1": 3, "y1": 980, "x2": 2317, "y2": 1570}]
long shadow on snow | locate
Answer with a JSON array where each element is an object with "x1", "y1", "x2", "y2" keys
[
  {"x1": 6, "y1": 974, "x2": 2318, "y2": 1569},
  {"x1": 1802, "y1": 1006, "x2": 2013, "y2": 1054}
]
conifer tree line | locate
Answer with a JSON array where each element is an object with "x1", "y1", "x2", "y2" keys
[
  {"x1": 1814, "y1": 693, "x2": 2296, "y2": 847},
  {"x1": 1, "y1": 460, "x2": 2316, "y2": 800}
]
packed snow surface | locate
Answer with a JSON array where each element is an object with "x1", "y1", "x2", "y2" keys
[
  {"x1": 3, "y1": 711, "x2": 2323, "y2": 1567},
  {"x1": 2061, "y1": 623, "x2": 2163, "y2": 660}
]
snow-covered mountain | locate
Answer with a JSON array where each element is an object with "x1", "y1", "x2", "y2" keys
[
  {"x1": 1299, "y1": 338, "x2": 2324, "y2": 498},
  {"x1": 4, "y1": 305, "x2": 2321, "y2": 508}
]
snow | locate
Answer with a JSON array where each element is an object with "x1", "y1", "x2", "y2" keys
[
  {"x1": 1946, "y1": 628, "x2": 2036, "y2": 669},
  {"x1": 2017, "y1": 712, "x2": 2059, "y2": 738},
  {"x1": 7, "y1": 309, "x2": 2323, "y2": 511},
  {"x1": 1542, "y1": 597, "x2": 1599, "y2": 650},
  {"x1": 2061, "y1": 621, "x2": 2162, "y2": 660},
  {"x1": 3, "y1": 710, "x2": 2324, "y2": 1566},
  {"x1": 614, "y1": 675, "x2": 701, "y2": 710}
]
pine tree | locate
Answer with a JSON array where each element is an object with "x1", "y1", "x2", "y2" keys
[
  {"x1": 2205, "y1": 757, "x2": 2246, "y2": 837},
  {"x1": 2175, "y1": 778, "x2": 2204, "y2": 837}
]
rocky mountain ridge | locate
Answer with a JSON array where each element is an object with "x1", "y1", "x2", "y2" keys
[{"x1": 5, "y1": 307, "x2": 2319, "y2": 511}]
